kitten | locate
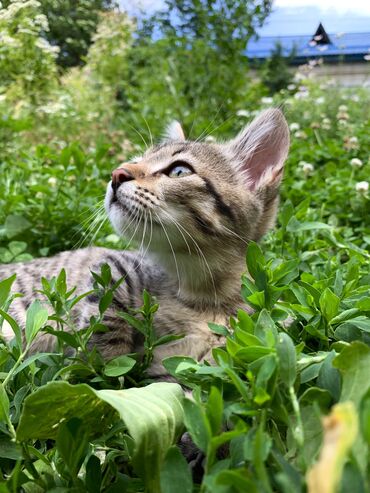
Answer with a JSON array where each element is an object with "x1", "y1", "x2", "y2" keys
[{"x1": 0, "y1": 109, "x2": 289, "y2": 377}]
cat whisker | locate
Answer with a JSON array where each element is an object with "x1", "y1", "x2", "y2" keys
[
  {"x1": 127, "y1": 123, "x2": 149, "y2": 150},
  {"x1": 142, "y1": 116, "x2": 154, "y2": 148},
  {"x1": 159, "y1": 209, "x2": 217, "y2": 304},
  {"x1": 154, "y1": 212, "x2": 182, "y2": 296}
]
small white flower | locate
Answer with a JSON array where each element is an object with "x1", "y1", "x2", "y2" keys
[
  {"x1": 47, "y1": 177, "x2": 57, "y2": 186},
  {"x1": 287, "y1": 84, "x2": 296, "y2": 90},
  {"x1": 364, "y1": 55, "x2": 370, "y2": 61},
  {"x1": 289, "y1": 122, "x2": 300, "y2": 131},
  {"x1": 316, "y1": 97, "x2": 325, "y2": 104},
  {"x1": 350, "y1": 158, "x2": 363, "y2": 168},
  {"x1": 261, "y1": 96, "x2": 273, "y2": 104},
  {"x1": 205, "y1": 135, "x2": 216, "y2": 142},
  {"x1": 349, "y1": 136, "x2": 358, "y2": 144},
  {"x1": 338, "y1": 104, "x2": 348, "y2": 112},
  {"x1": 294, "y1": 130, "x2": 308, "y2": 139},
  {"x1": 355, "y1": 181, "x2": 369, "y2": 193},
  {"x1": 299, "y1": 161, "x2": 314, "y2": 175},
  {"x1": 236, "y1": 110, "x2": 250, "y2": 117}
]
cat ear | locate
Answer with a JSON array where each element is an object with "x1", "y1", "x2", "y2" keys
[
  {"x1": 163, "y1": 120, "x2": 186, "y2": 142},
  {"x1": 227, "y1": 108, "x2": 290, "y2": 190}
]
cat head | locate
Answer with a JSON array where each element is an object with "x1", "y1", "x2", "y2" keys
[{"x1": 105, "y1": 108, "x2": 289, "y2": 260}]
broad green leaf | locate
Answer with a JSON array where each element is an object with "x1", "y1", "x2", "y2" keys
[
  {"x1": 160, "y1": 446, "x2": 192, "y2": 493},
  {"x1": 17, "y1": 381, "x2": 184, "y2": 491},
  {"x1": 333, "y1": 342, "x2": 370, "y2": 406},
  {"x1": 104, "y1": 355, "x2": 136, "y2": 377},
  {"x1": 99, "y1": 384, "x2": 184, "y2": 489},
  {"x1": 276, "y1": 333, "x2": 296, "y2": 387},
  {"x1": 25, "y1": 300, "x2": 49, "y2": 344}
]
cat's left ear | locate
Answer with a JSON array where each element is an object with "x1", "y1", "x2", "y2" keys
[
  {"x1": 163, "y1": 121, "x2": 186, "y2": 142},
  {"x1": 227, "y1": 108, "x2": 290, "y2": 191}
]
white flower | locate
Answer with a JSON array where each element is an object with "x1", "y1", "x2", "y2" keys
[
  {"x1": 355, "y1": 181, "x2": 369, "y2": 193},
  {"x1": 299, "y1": 161, "x2": 314, "y2": 175},
  {"x1": 289, "y1": 122, "x2": 300, "y2": 131},
  {"x1": 47, "y1": 177, "x2": 57, "y2": 186},
  {"x1": 236, "y1": 110, "x2": 250, "y2": 117},
  {"x1": 364, "y1": 55, "x2": 370, "y2": 61},
  {"x1": 294, "y1": 130, "x2": 308, "y2": 139},
  {"x1": 287, "y1": 84, "x2": 296, "y2": 90},
  {"x1": 316, "y1": 97, "x2": 325, "y2": 104},
  {"x1": 261, "y1": 96, "x2": 273, "y2": 104},
  {"x1": 349, "y1": 136, "x2": 358, "y2": 144},
  {"x1": 205, "y1": 136, "x2": 216, "y2": 142},
  {"x1": 350, "y1": 158, "x2": 363, "y2": 168},
  {"x1": 338, "y1": 104, "x2": 348, "y2": 112}
]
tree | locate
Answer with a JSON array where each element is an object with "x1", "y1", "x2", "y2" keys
[
  {"x1": 260, "y1": 42, "x2": 296, "y2": 94},
  {"x1": 1, "y1": 0, "x2": 117, "y2": 68},
  {"x1": 122, "y1": 0, "x2": 272, "y2": 139}
]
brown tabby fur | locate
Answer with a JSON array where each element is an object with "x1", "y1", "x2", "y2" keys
[{"x1": 0, "y1": 109, "x2": 289, "y2": 377}]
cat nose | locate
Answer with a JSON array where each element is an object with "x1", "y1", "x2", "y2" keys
[{"x1": 111, "y1": 167, "x2": 134, "y2": 192}]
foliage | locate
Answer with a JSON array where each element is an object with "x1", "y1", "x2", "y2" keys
[
  {"x1": 1, "y1": 0, "x2": 117, "y2": 68},
  {"x1": 0, "y1": 0, "x2": 58, "y2": 103},
  {"x1": 0, "y1": 3, "x2": 370, "y2": 491},
  {"x1": 260, "y1": 42, "x2": 296, "y2": 94},
  {"x1": 119, "y1": 0, "x2": 271, "y2": 137}
]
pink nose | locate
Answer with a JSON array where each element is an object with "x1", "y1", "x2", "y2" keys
[{"x1": 111, "y1": 167, "x2": 133, "y2": 191}]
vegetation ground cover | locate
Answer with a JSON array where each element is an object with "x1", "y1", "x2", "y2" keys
[{"x1": 0, "y1": 1, "x2": 369, "y2": 492}]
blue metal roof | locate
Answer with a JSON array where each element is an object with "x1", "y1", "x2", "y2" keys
[{"x1": 246, "y1": 31, "x2": 370, "y2": 60}]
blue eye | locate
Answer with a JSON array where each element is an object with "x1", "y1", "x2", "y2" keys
[{"x1": 168, "y1": 163, "x2": 194, "y2": 178}]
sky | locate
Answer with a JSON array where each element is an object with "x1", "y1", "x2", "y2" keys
[{"x1": 119, "y1": 0, "x2": 370, "y2": 35}]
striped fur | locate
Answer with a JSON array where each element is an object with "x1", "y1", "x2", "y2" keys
[{"x1": 0, "y1": 109, "x2": 290, "y2": 377}]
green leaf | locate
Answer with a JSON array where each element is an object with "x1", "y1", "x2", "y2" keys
[
  {"x1": 206, "y1": 386, "x2": 223, "y2": 435},
  {"x1": 0, "y1": 274, "x2": 16, "y2": 307},
  {"x1": 56, "y1": 417, "x2": 89, "y2": 477},
  {"x1": 17, "y1": 382, "x2": 184, "y2": 490},
  {"x1": 333, "y1": 342, "x2": 370, "y2": 407},
  {"x1": 85, "y1": 455, "x2": 102, "y2": 493},
  {"x1": 183, "y1": 398, "x2": 211, "y2": 453},
  {"x1": 0, "y1": 309, "x2": 22, "y2": 349},
  {"x1": 235, "y1": 346, "x2": 273, "y2": 363},
  {"x1": 319, "y1": 288, "x2": 340, "y2": 322},
  {"x1": 246, "y1": 242, "x2": 265, "y2": 280},
  {"x1": 104, "y1": 355, "x2": 136, "y2": 377},
  {"x1": 160, "y1": 446, "x2": 192, "y2": 493},
  {"x1": 276, "y1": 333, "x2": 296, "y2": 387},
  {"x1": 208, "y1": 322, "x2": 229, "y2": 336},
  {"x1": 0, "y1": 383, "x2": 10, "y2": 423},
  {"x1": 5, "y1": 214, "x2": 31, "y2": 239},
  {"x1": 286, "y1": 220, "x2": 331, "y2": 233},
  {"x1": 25, "y1": 300, "x2": 49, "y2": 344}
]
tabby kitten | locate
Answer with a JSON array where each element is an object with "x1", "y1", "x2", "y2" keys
[{"x1": 0, "y1": 109, "x2": 289, "y2": 377}]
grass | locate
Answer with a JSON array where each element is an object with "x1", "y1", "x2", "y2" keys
[{"x1": 0, "y1": 79, "x2": 369, "y2": 492}]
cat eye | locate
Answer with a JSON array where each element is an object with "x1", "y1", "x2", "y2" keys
[{"x1": 166, "y1": 161, "x2": 194, "y2": 178}]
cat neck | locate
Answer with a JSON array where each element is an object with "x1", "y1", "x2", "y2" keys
[{"x1": 151, "y1": 250, "x2": 245, "y2": 313}]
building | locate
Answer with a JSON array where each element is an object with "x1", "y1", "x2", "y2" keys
[{"x1": 246, "y1": 23, "x2": 370, "y2": 86}]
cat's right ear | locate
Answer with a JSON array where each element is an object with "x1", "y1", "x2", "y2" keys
[
  {"x1": 162, "y1": 121, "x2": 186, "y2": 142},
  {"x1": 226, "y1": 108, "x2": 290, "y2": 191}
]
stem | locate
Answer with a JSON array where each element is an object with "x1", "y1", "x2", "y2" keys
[{"x1": 289, "y1": 385, "x2": 304, "y2": 447}]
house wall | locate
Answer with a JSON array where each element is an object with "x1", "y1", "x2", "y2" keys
[{"x1": 310, "y1": 62, "x2": 370, "y2": 87}]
